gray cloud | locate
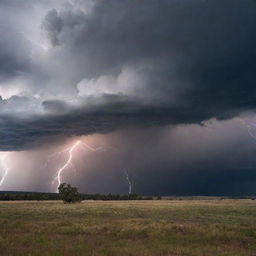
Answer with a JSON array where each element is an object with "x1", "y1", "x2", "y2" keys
[
  {"x1": 41, "y1": 9, "x2": 63, "y2": 46},
  {"x1": 1, "y1": 0, "x2": 256, "y2": 195},
  {"x1": 0, "y1": 0, "x2": 255, "y2": 150},
  {"x1": 0, "y1": 98, "x2": 206, "y2": 151}
]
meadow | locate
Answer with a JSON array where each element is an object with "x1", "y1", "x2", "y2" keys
[{"x1": 0, "y1": 200, "x2": 255, "y2": 256}]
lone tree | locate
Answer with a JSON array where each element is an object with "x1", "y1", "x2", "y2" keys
[{"x1": 58, "y1": 183, "x2": 81, "y2": 203}]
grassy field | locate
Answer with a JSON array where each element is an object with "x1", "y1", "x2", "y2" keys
[{"x1": 0, "y1": 200, "x2": 255, "y2": 256}]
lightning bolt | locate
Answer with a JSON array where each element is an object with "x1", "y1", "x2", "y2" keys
[
  {"x1": 48, "y1": 140, "x2": 104, "y2": 193},
  {"x1": 0, "y1": 152, "x2": 11, "y2": 188},
  {"x1": 238, "y1": 118, "x2": 256, "y2": 140},
  {"x1": 47, "y1": 139, "x2": 134, "y2": 194},
  {"x1": 52, "y1": 140, "x2": 81, "y2": 192},
  {"x1": 124, "y1": 169, "x2": 132, "y2": 194}
]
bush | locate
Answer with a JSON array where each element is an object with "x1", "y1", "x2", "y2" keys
[{"x1": 58, "y1": 183, "x2": 81, "y2": 203}]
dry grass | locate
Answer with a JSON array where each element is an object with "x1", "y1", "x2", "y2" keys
[{"x1": 0, "y1": 200, "x2": 255, "y2": 256}]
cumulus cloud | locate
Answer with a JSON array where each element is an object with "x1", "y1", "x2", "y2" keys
[{"x1": 76, "y1": 66, "x2": 151, "y2": 100}]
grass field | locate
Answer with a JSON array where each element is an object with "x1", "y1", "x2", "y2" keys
[{"x1": 0, "y1": 200, "x2": 255, "y2": 256}]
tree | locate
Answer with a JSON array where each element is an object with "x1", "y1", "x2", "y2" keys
[{"x1": 58, "y1": 183, "x2": 81, "y2": 203}]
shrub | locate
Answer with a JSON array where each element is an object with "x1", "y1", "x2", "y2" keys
[{"x1": 58, "y1": 183, "x2": 81, "y2": 203}]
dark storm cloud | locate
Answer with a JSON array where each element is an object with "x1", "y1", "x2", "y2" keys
[
  {"x1": 41, "y1": 0, "x2": 256, "y2": 101},
  {"x1": 0, "y1": 0, "x2": 47, "y2": 82},
  {"x1": 0, "y1": 97, "x2": 213, "y2": 151},
  {"x1": 0, "y1": 21, "x2": 31, "y2": 79},
  {"x1": 42, "y1": 0, "x2": 256, "y2": 113},
  {"x1": 41, "y1": 9, "x2": 63, "y2": 46},
  {"x1": 68, "y1": 123, "x2": 256, "y2": 196},
  {"x1": 1, "y1": 0, "x2": 256, "y2": 150},
  {"x1": 42, "y1": 99, "x2": 70, "y2": 114}
]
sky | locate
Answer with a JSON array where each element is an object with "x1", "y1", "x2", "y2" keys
[{"x1": 0, "y1": 0, "x2": 256, "y2": 195}]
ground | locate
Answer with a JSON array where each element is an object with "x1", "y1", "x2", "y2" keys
[{"x1": 0, "y1": 200, "x2": 255, "y2": 256}]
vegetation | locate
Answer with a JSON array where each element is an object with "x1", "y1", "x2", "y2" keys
[
  {"x1": 0, "y1": 200, "x2": 255, "y2": 256},
  {"x1": 0, "y1": 191, "x2": 60, "y2": 201},
  {"x1": 0, "y1": 192, "x2": 254, "y2": 201},
  {"x1": 81, "y1": 193, "x2": 142, "y2": 201},
  {"x1": 0, "y1": 191, "x2": 145, "y2": 201},
  {"x1": 58, "y1": 183, "x2": 81, "y2": 203}
]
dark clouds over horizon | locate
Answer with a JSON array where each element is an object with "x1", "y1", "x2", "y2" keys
[{"x1": 0, "y1": 0, "x2": 256, "y2": 195}]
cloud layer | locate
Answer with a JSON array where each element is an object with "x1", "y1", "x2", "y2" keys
[
  {"x1": 0, "y1": 0, "x2": 256, "y2": 150},
  {"x1": 0, "y1": 0, "x2": 256, "y2": 195}
]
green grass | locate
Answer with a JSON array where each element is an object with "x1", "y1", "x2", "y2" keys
[{"x1": 0, "y1": 200, "x2": 255, "y2": 256}]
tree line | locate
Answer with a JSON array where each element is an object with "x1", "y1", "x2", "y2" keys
[{"x1": 0, "y1": 191, "x2": 153, "y2": 201}]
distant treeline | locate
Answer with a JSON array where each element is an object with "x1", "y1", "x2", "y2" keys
[
  {"x1": 0, "y1": 192, "x2": 153, "y2": 201},
  {"x1": 0, "y1": 192, "x2": 255, "y2": 201},
  {"x1": 0, "y1": 192, "x2": 60, "y2": 201}
]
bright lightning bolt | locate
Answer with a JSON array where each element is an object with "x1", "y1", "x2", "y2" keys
[
  {"x1": 52, "y1": 141, "x2": 81, "y2": 192},
  {"x1": 0, "y1": 152, "x2": 11, "y2": 188},
  {"x1": 47, "y1": 139, "x2": 134, "y2": 194},
  {"x1": 49, "y1": 140, "x2": 104, "y2": 193},
  {"x1": 124, "y1": 169, "x2": 132, "y2": 195}
]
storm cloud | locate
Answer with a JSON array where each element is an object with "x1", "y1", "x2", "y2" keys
[
  {"x1": 0, "y1": 0, "x2": 256, "y2": 150},
  {"x1": 0, "y1": 0, "x2": 256, "y2": 195}
]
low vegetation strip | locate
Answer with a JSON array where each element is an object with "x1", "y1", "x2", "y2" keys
[{"x1": 0, "y1": 191, "x2": 144, "y2": 201}]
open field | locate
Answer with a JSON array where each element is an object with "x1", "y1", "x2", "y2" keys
[{"x1": 0, "y1": 200, "x2": 255, "y2": 256}]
